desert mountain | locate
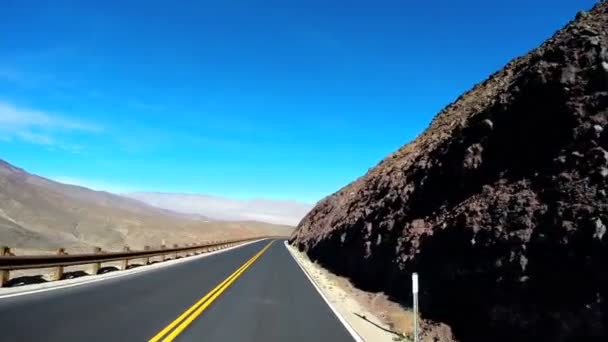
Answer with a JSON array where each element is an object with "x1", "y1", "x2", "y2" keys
[
  {"x1": 0, "y1": 159, "x2": 291, "y2": 252},
  {"x1": 126, "y1": 192, "x2": 312, "y2": 226},
  {"x1": 290, "y1": 2, "x2": 608, "y2": 342}
]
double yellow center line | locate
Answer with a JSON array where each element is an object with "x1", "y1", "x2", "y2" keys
[{"x1": 149, "y1": 240, "x2": 275, "y2": 342}]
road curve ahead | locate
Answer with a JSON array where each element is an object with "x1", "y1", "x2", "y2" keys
[{"x1": 0, "y1": 240, "x2": 355, "y2": 342}]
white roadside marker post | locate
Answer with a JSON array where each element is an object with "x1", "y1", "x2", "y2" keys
[{"x1": 412, "y1": 272, "x2": 419, "y2": 342}]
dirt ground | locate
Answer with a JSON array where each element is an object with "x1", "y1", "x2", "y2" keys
[{"x1": 286, "y1": 243, "x2": 456, "y2": 342}]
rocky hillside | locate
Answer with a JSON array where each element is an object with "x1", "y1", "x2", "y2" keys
[
  {"x1": 290, "y1": 2, "x2": 608, "y2": 341},
  {"x1": 0, "y1": 159, "x2": 292, "y2": 252}
]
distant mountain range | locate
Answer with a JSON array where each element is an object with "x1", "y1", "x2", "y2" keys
[
  {"x1": 125, "y1": 192, "x2": 313, "y2": 226},
  {"x1": 0, "y1": 159, "x2": 292, "y2": 251}
]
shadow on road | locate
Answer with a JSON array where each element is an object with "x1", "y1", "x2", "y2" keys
[
  {"x1": 5, "y1": 275, "x2": 48, "y2": 287},
  {"x1": 97, "y1": 266, "x2": 120, "y2": 274},
  {"x1": 62, "y1": 271, "x2": 89, "y2": 280},
  {"x1": 126, "y1": 263, "x2": 144, "y2": 270}
]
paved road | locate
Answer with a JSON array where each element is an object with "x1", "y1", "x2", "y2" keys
[{"x1": 0, "y1": 239, "x2": 355, "y2": 342}]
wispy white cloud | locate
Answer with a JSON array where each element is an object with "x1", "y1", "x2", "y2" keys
[
  {"x1": 15, "y1": 130, "x2": 55, "y2": 145},
  {"x1": 0, "y1": 100, "x2": 101, "y2": 132},
  {"x1": 0, "y1": 100, "x2": 102, "y2": 151}
]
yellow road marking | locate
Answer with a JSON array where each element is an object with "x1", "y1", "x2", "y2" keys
[{"x1": 149, "y1": 240, "x2": 274, "y2": 342}]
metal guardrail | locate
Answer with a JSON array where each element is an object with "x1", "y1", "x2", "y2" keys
[{"x1": 0, "y1": 236, "x2": 282, "y2": 287}]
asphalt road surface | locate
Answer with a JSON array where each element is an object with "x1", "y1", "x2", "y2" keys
[{"x1": 0, "y1": 239, "x2": 355, "y2": 342}]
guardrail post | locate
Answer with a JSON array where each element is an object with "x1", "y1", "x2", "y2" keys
[
  {"x1": 144, "y1": 246, "x2": 151, "y2": 264},
  {"x1": 54, "y1": 248, "x2": 65, "y2": 281},
  {"x1": 1, "y1": 246, "x2": 11, "y2": 287},
  {"x1": 122, "y1": 246, "x2": 130, "y2": 270},
  {"x1": 92, "y1": 247, "x2": 102, "y2": 274},
  {"x1": 0, "y1": 237, "x2": 277, "y2": 286}
]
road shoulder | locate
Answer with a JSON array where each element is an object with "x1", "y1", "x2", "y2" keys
[{"x1": 284, "y1": 241, "x2": 401, "y2": 342}]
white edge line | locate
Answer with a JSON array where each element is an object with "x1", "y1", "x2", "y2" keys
[
  {"x1": 0, "y1": 239, "x2": 267, "y2": 300},
  {"x1": 284, "y1": 241, "x2": 364, "y2": 342}
]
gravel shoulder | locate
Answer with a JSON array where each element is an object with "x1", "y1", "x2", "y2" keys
[
  {"x1": 286, "y1": 242, "x2": 408, "y2": 341},
  {"x1": 286, "y1": 243, "x2": 457, "y2": 342}
]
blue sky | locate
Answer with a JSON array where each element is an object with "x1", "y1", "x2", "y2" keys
[{"x1": 0, "y1": 0, "x2": 597, "y2": 203}]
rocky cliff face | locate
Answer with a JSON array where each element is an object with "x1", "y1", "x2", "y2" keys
[{"x1": 290, "y1": 2, "x2": 608, "y2": 341}]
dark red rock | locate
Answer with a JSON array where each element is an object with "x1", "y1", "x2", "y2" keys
[{"x1": 290, "y1": 2, "x2": 608, "y2": 341}]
